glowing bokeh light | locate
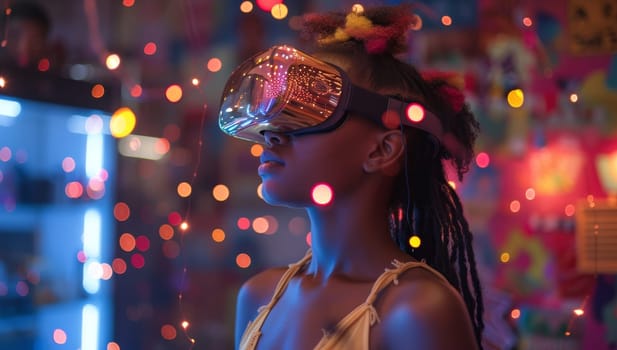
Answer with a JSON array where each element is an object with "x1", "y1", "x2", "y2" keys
[
  {"x1": 161, "y1": 324, "x2": 177, "y2": 340},
  {"x1": 16, "y1": 281, "x2": 29, "y2": 296},
  {"x1": 144, "y1": 42, "x2": 157, "y2": 55},
  {"x1": 131, "y1": 253, "x2": 145, "y2": 269},
  {"x1": 507, "y1": 89, "x2": 524, "y2": 108},
  {"x1": 570, "y1": 93, "x2": 578, "y2": 103},
  {"x1": 136, "y1": 235, "x2": 150, "y2": 252},
  {"x1": 122, "y1": 0, "x2": 135, "y2": 7},
  {"x1": 522, "y1": 17, "x2": 532, "y2": 27},
  {"x1": 100, "y1": 263, "x2": 113, "y2": 280},
  {"x1": 0, "y1": 77, "x2": 6, "y2": 88},
  {"x1": 500, "y1": 252, "x2": 510, "y2": 263},
  {"x1": 91, "y1": 84, "x2": 105, "y2": 98},
  {"x1": 191, "y1": 78, "x2": 199, "y2": 86},
  {"x1": 525, "y1": 188, "x2": 536, "y2": 200},
  {"x1": 236, "y1": 253, "x2": 252, "y2": 268},
  {"x1": 406, "y1": 103, "x2": 425, "y2": 122},
  {"x1": 408, "y1": 235, "x2": 421, "y2": 248},
  {"x1": 37, "y1": 58, "x2": 50, "y2": 72},
  {"x1": 53, "y1": 329, "x2": 67, "y2": 344},
  {"x1": 213, "y1": 184, "x2": 230, "y2": 201},
  {"x1": 119, "y1": 233, "x2": 136, "y2": 252},
  {"x1": 475, "y1": 152, "x2": 490, "y2": 168},
  {"x1": 154, "y1": 138, "x2": 170, "y2": 156},
  {"x1": 168, "y1": 211, "x2": 182, "y2": 226},
  {"x1": 207, "y1": 58, "x2": 222, "y2": 72},
  {"x1": 252, "y1": 217, "x2": 269, "y2": 234},
  {"x1": 441, "y1": 15, "x2": 452, "y2": 26},
  {"x1": 311, "y1": 183, "x2": 333, "y2": 206},
  {"x1": 181, "y1": 321, "x2": 189, "y2": 329},
  {"x1": 180, "y1": 221, "x2": 189, "y2": 231},
  {"x1": 110, "y1": 107, "x2": 137, "y2": 138},
  {"x1": 257, "y1": 183, "x2": 263, "y2": 199},
  {"x1": 177, "y1": 182, "x2": 192, "y2": 198},
  {"x1": 271, "y1": 3, "x2": 288, "y2": 19},
  {"x1": 65, "y1": 181, "x2": 84, "y2": 198},
  {"x1": 240, "y1": 1, "x2": 253, "y2": 13},
  {"x1": 250, "y1": 144, "x2": 264, "y2": 157},
  {"x1": 112, "y1": 258, "x2": 127, "y2": 274},
  {"x1": 0, "y1": 147, "x2": 11, "y2": 162},
  {"x1": 351, "y1": 4, "x2": 364, "y2": 14},
  {"x1": 62, "y1": 157, "x2": 76, "y2": 172},
  {"x1": 256, "y1": 0, "x2": 282, "y2": 12},
  {"x1": 237, "y1": 217, "x2": 251, "y2": 230},
  {"x1": 565, "y1": 204, "x2": 576, "y2": 217},
  {"x1": 573, "y1": 308, "x2": 584, "y2": 316},
  {"x1": 165, "y1": 84, "x2": 183, "y2": 103},
  {"x1": 212, "y1": 228, "x2": 226, "y2": 242},
  {"x1": 114, "y1": 202, "x2": 131, "y2": 222},
  {"x1": 159, "y1": 224, "x2": 174, "y2": 240},
  {"x1": 86, "y1": 182, "x2": 105, "y2": 200},
  {"x1": 263, "y1": 215, "x2": 279, "y2": 235},
  {"x1": 511, "y1": 308, "x2": 521, "y2": 319},
  {"x1": 105, "y1": 54, "x2": 121, "y2": 70},
  {"x1": 107, "y1": 342, "x2": 121, "y2": 350},
  {"x1": 130, "y1": 84, "x2": 142, "y2": 98},
  {"x1": 381, "y1": 110, "x2": 401, "y2": 129},
  {"x1": 448, "y1": 180, "x2": 457, "y2": 189},
  {"x1": 510, "y1": 200, "x2": 521, "y2": 213}
]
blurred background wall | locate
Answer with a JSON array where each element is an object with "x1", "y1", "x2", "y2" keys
[{"x1": 1, "y1": 0, "x2": 617, "y2": 349}]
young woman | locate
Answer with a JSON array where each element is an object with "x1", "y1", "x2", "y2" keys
[{"x1": 218, "y1": 4, "x2": 484, "y2": 349}]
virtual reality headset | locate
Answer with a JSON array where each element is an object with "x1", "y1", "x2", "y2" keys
[{"x1": 218, "y1": 45, "x2": 444, "y2": 145}]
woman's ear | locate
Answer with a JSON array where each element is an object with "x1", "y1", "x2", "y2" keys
[{"x1": 363, "y1": 130, "x2": 405, "y2": 176}]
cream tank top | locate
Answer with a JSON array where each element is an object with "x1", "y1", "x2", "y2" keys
[{"x1": 239, "y1": 250, "x2": 452, "y2": 350}]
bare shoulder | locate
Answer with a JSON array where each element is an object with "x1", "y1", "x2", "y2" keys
[
  {"x1": 234, "y1": 267, "x2": 287, "y2": 345},
  {"x1": 378, "y1": 265, "x2": 479, "y2": 350},
  {"x1": 236, "y1": 266, "x2": 288, "y2": 318}
]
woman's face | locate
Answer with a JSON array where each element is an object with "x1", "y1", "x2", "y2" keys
[{"x1": 258, "y1": 116, "x2": 381, "y2": 208}]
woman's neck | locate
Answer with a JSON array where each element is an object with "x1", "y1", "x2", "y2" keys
[{"x1": 303, "y1": 196, "x2": 410, "y2": 283}]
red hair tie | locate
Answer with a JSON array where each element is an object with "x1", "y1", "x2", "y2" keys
[{"x1": 421, "y1": 70, "x2": 465, "y2": 113}]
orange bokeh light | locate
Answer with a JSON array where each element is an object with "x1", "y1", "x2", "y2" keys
[
  {"x1": 114, "y1": 202, "x2": 131, "y2": 221},
  {"x1": 159, "y1": 224, "x2": 174, "y2": 240},
  {"x1": 112, "y1": 258, "x2": 127, "y2": 274},
  {"x1": 119, "y1": 233, "x2": 136, "y2": 252},
  {"x1": 236, "y1": 253, "x2": 251, "y2": 268},
  {"x1": 91, "y1": 84, "x2": 105, "y2": 99},
  {"x1": 161, "y1": 324, "x2": 177, "y2": 340},
  {"x1": 207, "y1": 58, "x2": 222, "y2": 72},
  {"x1": 165, "y1": 84, "x2": 183, "y2": 103}
]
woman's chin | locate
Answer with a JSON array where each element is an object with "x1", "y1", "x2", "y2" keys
[{"x1": 260, "y1": 184, "x2": 305, "y2": 208}]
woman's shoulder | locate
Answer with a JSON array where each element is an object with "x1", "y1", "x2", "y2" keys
[
  {"x1": 237, "y1": 266, "x2": 289, "y2": 306},
  {"x1": 377, "y1": 264, "x2": 479, "y2": 349}
]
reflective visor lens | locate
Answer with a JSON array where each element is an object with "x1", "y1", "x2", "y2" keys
[{"x1": 218, "y1": 45, "x2": 347, "y2": 143}]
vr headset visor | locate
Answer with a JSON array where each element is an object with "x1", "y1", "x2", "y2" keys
[{"x1": 218, "y1": 45, "x2": 444, "y2": 145}]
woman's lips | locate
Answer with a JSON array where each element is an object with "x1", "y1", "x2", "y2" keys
[{"x1": 258, "y1": 160, "x2": 284, "y2": 176}]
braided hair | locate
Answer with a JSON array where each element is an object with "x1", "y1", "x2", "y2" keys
[{"x1": 300, "y1": 4, "x2": 485, "y2": 348}]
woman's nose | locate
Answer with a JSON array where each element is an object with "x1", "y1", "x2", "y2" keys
[{"x1": 263, "y1": 131, "x2": 289, "y2": 147}]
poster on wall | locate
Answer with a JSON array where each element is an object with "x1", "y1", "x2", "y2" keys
[{"x1": 568, "y1": 0, "x2": 617, "y2": 54}]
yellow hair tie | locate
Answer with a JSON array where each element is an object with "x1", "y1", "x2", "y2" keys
[{"x1": 318, "y1": 12, "x2": 374, "y2": 45}]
